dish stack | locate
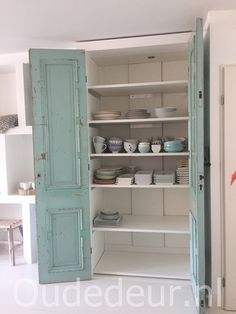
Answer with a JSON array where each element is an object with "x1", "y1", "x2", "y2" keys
[
  {"x1": 164, "y1": 140, "x2": 184, "y2": 152},
  {"x1": 153, "y1": 171, "x2": 176, "y2": 185},
  {"x1": 125, "y1": 109, "x2": 150, "y2": 119},
  {"x1": 135, "y1": 171, "x2": 153, "y2": 185},
  {"x1": 116, "y1": 174, "x2": 134, "y2": 185},
  {"x1": 94, "y1": 167, "x2": 124, "y2": 184},
  {"x1": 92, "y1": 110, "x2": 121, "y2": 120},
  {"x1": 93, "y1": 211, "x2": 122, "y2": 227},
  {"x1": 176, "y1": 160, "x2": 189, "y2": 185},
  {"x1": 154, "y1": 107, "x2": 176, "y2": 118}
]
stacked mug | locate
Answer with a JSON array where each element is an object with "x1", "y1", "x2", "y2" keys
[{"x1": 93, "y1": 136, "x2": 107, "y2": 153}]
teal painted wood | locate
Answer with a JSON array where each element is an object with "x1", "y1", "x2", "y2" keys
[
  {"x1": 188, "y1": 19, "x2": 206, "y2": 313},
  {"x1": 203, "y1": 28, "x2": 211, "y2": 290},
  {"x1": 30, "y1": 49, "x2": 91, "y2": 283}
]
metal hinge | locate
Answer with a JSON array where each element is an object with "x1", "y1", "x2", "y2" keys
[
  {"x1": 85, "y1": 76, "x2": 87, "y2": 83},
  {"x1": 204, "y1": 146, "x2": 211, "y2": 167},
  {"x1": 199, "y1": 174, "x2": 204, "y2": 191},
  {"x1": 198, "y1": 91, "x2": 203, "y2": 99},
  {"x1": 39, "y1": 153, "x2": 47, "y2": 160},
  {"x1": 90, "y1": 248, "x2": 92, "y2": 254},
  {"x1": 88, "y1": 164, "x2": 90, "y2": 171},
  {"x1": 200, "y1": 299, "x2": 205, "y2": 308},
  {"x1": 221, "y1": 95, "x2": 224, "y2": 106},
  {"x1": 222, "y1": 278, "x2": 226, "y2": 288}
]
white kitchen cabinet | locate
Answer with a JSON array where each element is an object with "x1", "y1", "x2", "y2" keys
[{"x1": 82, "y1": 32, "x2": 191, "y2": 280}]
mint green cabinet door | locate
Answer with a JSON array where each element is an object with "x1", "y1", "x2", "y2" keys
[
  {"x1": 30, "y1": 49, "x2": 91, "y2": 283},
  {"x1": 188, "y1": 19, "x2": 206, "y2": 313}
]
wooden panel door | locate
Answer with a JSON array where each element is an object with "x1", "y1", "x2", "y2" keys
[
  {"x1": 30, "y1": 49, "x2": 91, "y2": 283},
  {"x1": 188, "y1": 19, "x2": 206, "y2": 313},
  {"x1": 223, "y1": 65, "x2": 236, "y2": 311}
]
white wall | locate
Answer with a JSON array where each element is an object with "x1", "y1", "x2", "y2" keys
[{"x1": 205, "y1": 10, "x2": 236, "y2": 307}]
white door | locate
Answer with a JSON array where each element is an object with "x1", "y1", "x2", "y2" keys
[{"x1": 222, "y1": 65, "x2": 236, "y2": 311}]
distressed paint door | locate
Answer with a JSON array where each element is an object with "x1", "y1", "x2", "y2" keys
[
  {"x1": 188, "y1": 19, "x2": 206, "y2": 313},
  {"x1": 30, "y1": 49, "x2": 91, "y2": 283}
]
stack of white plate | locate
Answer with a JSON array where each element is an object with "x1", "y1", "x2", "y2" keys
[
  {"x1": 116, "y1": 174, "x2": 134, "y2": 185},
  {"x1": 176, "y1": 160, "x2": 189, "y2": 184},
  {"x1": 153, "y1": 171, "x2": 176, "y2": 185},
  {"x1": 92, "y1": 110, "x2": 121, "y2": 120},
  {"x1": 125, "y1": 109, "x2": 150, "y2": 119},
  {"x1": 135, "y1": 171, "x2": 153, "y2": 185}
]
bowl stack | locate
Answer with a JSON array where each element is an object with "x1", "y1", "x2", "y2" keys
[
  {"x1": 176, "y1": 160, "x2": 189, "y2": 184},
  {"x1": 108, "y1": 137, "x2": 123, "y2": 153},
  {"x1": 153, "y1": 171, "x2": 176, "y2": 185},
  {"x1": 94, "y1": 167, "x2": 124, "y2": 184},
  {"x1": 92, "y1": 110, "x2": 121, "y2": 120},
  {"x1": 125, "y1": 109, "x2": 150, "y2": 119},
  {"x1": 164, "y1": 140, "x2": 184, "y2": 152},
  {"x1": 154, "y1": 107, "x2": 176, "y2": 118}
]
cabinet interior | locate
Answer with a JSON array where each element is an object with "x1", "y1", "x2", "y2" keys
[{"x1": 87, "y1": 43, "x2": 190, "y2": 279}]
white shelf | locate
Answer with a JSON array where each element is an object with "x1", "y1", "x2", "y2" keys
[
  {"x1": 93, "y1": 215, "x2": 189, "y2": 234},
  {"x1": 89, "y1": 116, "x2": 188, "y2": 126},
  {"x1": 91, "y1": 184, "x2": 189, "y2": 189},
  {"x1": 90, "y1": 152, "x2": 189, "y2": 158},
  {"x1": 0, "y1": 194, "x2": 35, "y2": 204},
  {"x1": 94, "y1": 251, "x2": 190, "y2": 280},
  {"x1": 4, "y1": 126, "x2": 32, "y2": 135},
  {"x1": 88, "y1": 80, "x2": 188, "y2": 97}
]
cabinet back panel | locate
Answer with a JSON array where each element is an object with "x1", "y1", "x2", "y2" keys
[
  {"x1": 163, "y1": 60, "x2": 188, "y2": 81},
  {"x1": 164, "y1": 189, "x2": 189, "y2": 215},
  {"x1": 103, "y1": 189, "x2": 132, "y2": 214},
  {"x1": 99, "y1": 64, "x2": 129, "y2": 85},
  {"x1": 129, "y1": 62, "x2": 162, "y2": 83}
]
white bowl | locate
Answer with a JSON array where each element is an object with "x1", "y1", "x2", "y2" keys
[
  {"x1": 154, "y1": 107, "x2": 176, "y2": 118},
  {"x1": 108, "y1": 137, "x2": 123, "y2": 145},
  {"x1": 138, "y1": 144, "x2": 150, "y2": 153},
  {"x1": 124, "y1": 141, "x2": 137, "y2": 153},
  {"x1": 151, "y1": 144, "x2": 161, "y2": 153}
]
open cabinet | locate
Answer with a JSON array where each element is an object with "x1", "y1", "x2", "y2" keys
[
  {"x1": 30, "y1": 19, "x2": 206, "y2": 314},
  {"x1": 87, "y1": 40, "x2": 190, "y2": 280}
]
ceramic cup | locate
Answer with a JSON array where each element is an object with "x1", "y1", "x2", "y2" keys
[
  {"x1": 124, "y1": 141, "x2": 137, "y2": 153},
  {"x1": 20, "y1": 182, "x2": 31, "y2": 190},
  {"x1": 93, "y1": 136, "x2": 106, "y2": 144},
  {"x1": 94, "y1": 142, "x2": 107, "y2": 153}
]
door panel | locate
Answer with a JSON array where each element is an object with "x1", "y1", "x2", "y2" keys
[
  {"x1": 30, "y1": 49, "x2": 91, "y2": 283},
  {"x1": 188, "y1": 19, "x2": 206, "y2": 313},
  {"x1": 47, "y1": 208, "x2": 84, "y2": 270},
  {"x1": 223, "y1": 65, "x2": 236, "y2": 310}
]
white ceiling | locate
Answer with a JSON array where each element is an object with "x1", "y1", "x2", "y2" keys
[{"x1": 0, "y1": 0, "x2": 236, "y2": 54}]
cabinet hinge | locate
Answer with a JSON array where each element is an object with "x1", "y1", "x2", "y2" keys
[
  {"x1": 39, "y1": 153, "x2": 47, "y2": 160},
  {"x1": 90, "y1": 248, "x2": 92, "y2": 254},
  {"x1": 200, "y1": 299, "x2": 205, "y2": 308},
  {"x1": 222, "y1": 277, "x2": 226, "y2": 288},
  {"x1": 88, "y1": 164, "x2": 90, "y2": 171},
  {"x1": 85, "y1": 76, "x2": 87, "y2": 83},
  {"x1": 198, "y1": 91, "x2": 203, "y2": 99},
  {"x1": 221, "y1": 95, "x2": 224, "y2": 106}
]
